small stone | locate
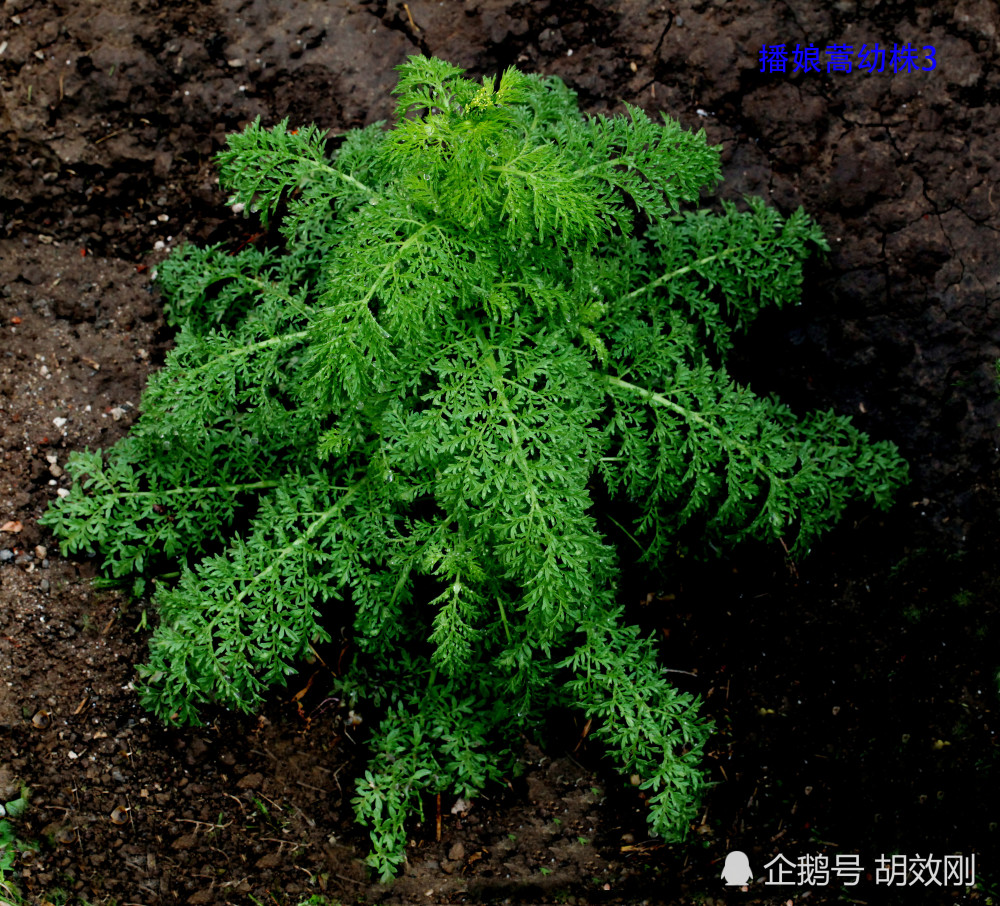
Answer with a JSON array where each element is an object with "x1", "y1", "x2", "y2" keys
[
  {"x1": 0, "y1": 520, "x2": 22, "y2": 533},
  {"x1": 39, "y1": 579, "x2": 50, "y2": 592},
  {"x1": 34, "y1": 545, "x2": 47, "y2": 559},
  {"x1": 0, "y1": 550, "x2": 12, "y2": 562},
  {"x1": 447, "y1": 841, "x2": 465, "y2": 861},
  {"x1": 49, "y1": 464, "x2": 63, "y2": 477},
  {"x1": 57, "y1": 488, "x2": 70, "y2": 498},
  {"x1": 227, "y1": 58, "x2": 245, "y2": 68},
  {"x1": 110, "y1": 407, "x2": 126, "y2": 421},
  {"x1": 45, "y1": 453, "x2": 58, "y2": 465},
  {"x1": 52, "y1": 417, "x2": 67, "y2": 428}
]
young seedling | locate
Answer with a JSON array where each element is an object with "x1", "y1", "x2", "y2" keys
[{"x1": 41, "y1": 55, "x2": 907, "y2": 879}]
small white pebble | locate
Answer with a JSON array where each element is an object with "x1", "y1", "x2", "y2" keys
[
  {"x1": 110, "y1": 407, "x2": 126, "y2": 421},
  {"x1": 231, "y1": 202, "x2": 245, "y2": 215},
  {"x1": 153, "y1": 240, "x2": 165, "y2": 251},
  {"x1": 52, "y1": 417, "x2": 67, "y2": 428},
  {"x1": 57, "y1": 488, "x2": 70, "y2": 498}
]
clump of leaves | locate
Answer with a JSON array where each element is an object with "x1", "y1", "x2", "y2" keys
[
  {"x1": 41, "y1": 56, "x2": 907, "y2": 878},
  {"x1": 0, "y1": 786, "x2": 34, "y2": 900}
]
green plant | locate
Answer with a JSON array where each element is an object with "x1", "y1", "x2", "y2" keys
[
  {"x1": 41, "y1": 55, "x2": 907, "y2": 879},
  {"x1": 0, "y1": 787, "x2": 35, "y2": 904}
]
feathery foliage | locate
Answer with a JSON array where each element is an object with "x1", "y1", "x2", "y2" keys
[{"x1": 41, "y1": 56, "x2": 908, "y2": 879}]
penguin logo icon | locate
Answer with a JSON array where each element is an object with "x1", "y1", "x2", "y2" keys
[{"x1": 721, "y1": 850, "x2": 754, "y2": 885}]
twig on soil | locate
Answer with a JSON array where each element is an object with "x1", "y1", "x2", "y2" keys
[
  {"x1": 294, "y1": 780, "x2": 327, "y2": 794},
  {"x1": 259, "y1": 836, "x2": 307, "y2": 847},
  {"x1": 403, "y1": 3, "x2": 420, "y2": 32},
  {"x1": 95, "y1": 129, "x2": 124, "y2": 145},
  {"x1": 178, "y1": 817, "x2": 233, "y2": 830},
  {"x1": 333, "y1": 872, "x2": 365, "y2": 886}
]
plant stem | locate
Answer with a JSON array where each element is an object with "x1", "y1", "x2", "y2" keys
[{"x1": 620, "y1": 246, "x2": 745, "y2": 302}]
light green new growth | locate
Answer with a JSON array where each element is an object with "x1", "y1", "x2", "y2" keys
[{"x1": 41, "y1": 56, "x2": 908, "y2": 879}]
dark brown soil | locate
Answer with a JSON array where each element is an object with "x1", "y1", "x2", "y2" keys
[{"x1": 1, "y1": 1, "x2": 998, "y2": 904}]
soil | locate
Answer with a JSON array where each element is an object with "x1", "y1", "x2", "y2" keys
[{"x1": 1, "y1": 0, "x2": 998, "y2": 904}]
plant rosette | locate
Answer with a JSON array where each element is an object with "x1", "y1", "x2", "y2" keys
[{"x1": 41, "y1": 56, "x2": 908, "y2": 879}]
